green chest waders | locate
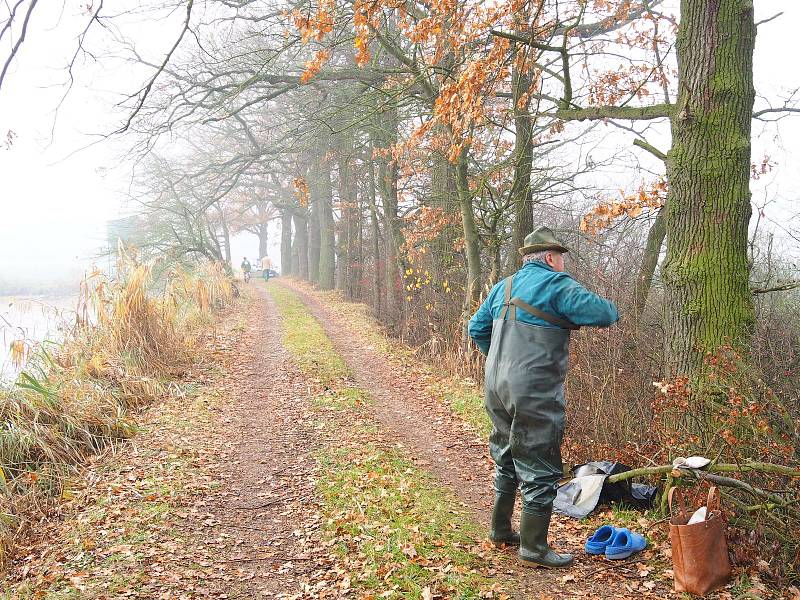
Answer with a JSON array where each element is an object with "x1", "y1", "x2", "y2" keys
[{"x1": 484, "y1": 275, "x2": 578, "y2": 515}]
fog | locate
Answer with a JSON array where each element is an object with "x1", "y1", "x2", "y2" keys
[{"x1": 0, "y1": 0, "x2": 798, "y2": 297}]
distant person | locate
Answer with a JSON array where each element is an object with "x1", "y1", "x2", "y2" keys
[
  {"x1": 240, "y1": 257, "x2": 251, "y2": 282},
  {"x1": 259, "y1": 256, "x2": 272, "y2": 283},
  {"x1": 469, "y1": 226, "x2": 618, "y2": 569}
]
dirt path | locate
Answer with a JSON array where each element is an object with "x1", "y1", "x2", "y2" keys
[
  {"x1": 281, "y1": 282, "x2": 492, "y2": 514},
  {"x1": 208, "y1": 286, "x2": 330, "y2": 597},
  {"x1": 279, "y1": 278, "x2": 675, "y2": 599}
]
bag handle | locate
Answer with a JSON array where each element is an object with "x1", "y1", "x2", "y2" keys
[
  {"x1": 668, "y1": 486, "x2": 688, "y2": 520},
  {"x1": 707, "y1": 486, "x2": 721, "y2": 512}
]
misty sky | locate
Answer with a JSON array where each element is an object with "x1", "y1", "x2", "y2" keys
[{"x1": 0, "y1": 1, "x2": 798, "y2": 286}]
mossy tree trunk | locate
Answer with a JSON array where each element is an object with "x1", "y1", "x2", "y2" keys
[{"x1": 662, "y1": 0, "x2": 756, "y2": 376}]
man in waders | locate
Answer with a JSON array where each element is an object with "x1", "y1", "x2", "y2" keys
[{"x1": 468, "y1": 226, "x2": 619, "y2": 568}]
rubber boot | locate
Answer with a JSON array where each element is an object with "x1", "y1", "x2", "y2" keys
[
  {"x1": 489, "y1": 493, "x2": 520, "y2": 546},
  {"x1": 518, "y1": 510, "x2": 574, "y2": 568}
]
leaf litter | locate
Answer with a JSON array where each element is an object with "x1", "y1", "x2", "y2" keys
[{"x1": 0, "y1": 281, "x2": 770, "y2": 599}]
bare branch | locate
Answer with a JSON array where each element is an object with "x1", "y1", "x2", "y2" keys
[
  {"x1": 755, "y1": 12, "x2": 783, "y2": 27},
  {"x1": 633, "y1": 138, "x2": 667, "y2": 161},
  {"x1": 751, "y1": 281, "x2": 800, "y2": 295},
  {"x1": 0, "y1": 0, "x2": 39, "y2": 93},
  {"x1": 116, "y1": 0, "x2": 194, "y2": 134}
]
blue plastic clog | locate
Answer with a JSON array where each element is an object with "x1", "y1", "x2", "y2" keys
[
  {"x1": 584, "y1": 525, "x2": 618, "y2": 555},
  {"x1": 605, "y1": 527, "x2": 648, "y2": 560}
]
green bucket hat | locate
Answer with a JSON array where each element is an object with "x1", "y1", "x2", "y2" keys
[{"x1": 518, "y1": 226, "x2": 570, "y2": 256}]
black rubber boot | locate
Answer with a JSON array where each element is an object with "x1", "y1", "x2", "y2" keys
[
  {"x1": 489, "y1": 493, "x2": 520, "y2": 546},
  {"x1": 518, "y1": 510, "x2": 574, "y2": 568}
]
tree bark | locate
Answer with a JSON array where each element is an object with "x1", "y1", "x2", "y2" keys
[
  {"x1": 318, "y1": 156, "x2": 336, "y2": 290},
  {"x1": 662, "y1": 0, "x2": 756, "y2": 376},
  {"x1": 373, "y1": 108, "x2": 403, "y2": 326},
  {"x1": 429, "y1": 148, "x2": 460, "y2": 280},
  {"x1": 633, "y1": 206, "x2": 667, "y2": 320},
  {"x1": 455, "y1": 147, "x2": 482, "y2": 317},
  {"x1": 367, "y1": 156, "x2": 382, "y2": 318},
  {"x1": 253, "y1": 198, "x2": 269, "y2": 261},
  {"x1": 292, "y1": 211, "x2": 309, "y2": 280},
  {"x1": 307, "y1": 164, "x2": 322, "y2": 284},
  {"x1": 219, "y1": 209, "x2": 232, "y2": 267},
  {"x1": 337, "y1": 151, "x2": 357, "y2": 298},
  {"x1": 280, "y1": 209, "x2": 293, "y2": 276},
  {"x1": 509, "y1": 33, "x2": 536, "y2": 270}
]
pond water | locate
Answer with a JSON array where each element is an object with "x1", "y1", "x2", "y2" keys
[{"x1": 0, "y1": 294, "x2": 79, "y2": 381}]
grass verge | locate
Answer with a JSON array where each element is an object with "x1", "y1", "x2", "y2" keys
[{"x1": 267, "y1": 282, "x2": 508, "y2": 599}]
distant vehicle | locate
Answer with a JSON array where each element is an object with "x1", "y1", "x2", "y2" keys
[{"x1": 256, "y1": 268, "x2": 279, "y2": 279}]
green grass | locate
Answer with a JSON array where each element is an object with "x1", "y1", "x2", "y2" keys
[
  {"x1": 440, "y1": 382, "x2": 491, "y2": 438},
  {"x1": 269, "y1": 282, "x2": 505, "y2": 598},
  {"x1": 266, "y1": 284, "x2": 350, "y2": 385},
  {"x1": 279, "y1": 283, "x2": 495, "y2": 440},
  {"x1": 312, "y1": 385, "x2": 373, "y2": 411},
  {"x1": 317, "y1": 445, "x2": 491, "y2": 598}
]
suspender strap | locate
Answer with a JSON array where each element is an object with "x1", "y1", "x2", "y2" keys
[
  {"x1": 510, "y1": 297, "x2": 580, "y2": 330},
  {"x1": 499, "y1": 275, "x2": 514, "y2": 320},
  {"x1": 499, "y1": 274, "x2": 579, "y2": 329}
]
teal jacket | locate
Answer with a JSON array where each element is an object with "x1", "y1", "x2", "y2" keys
[{"x1": 468, "y1": 261, "x2": 619, "y2": 355}]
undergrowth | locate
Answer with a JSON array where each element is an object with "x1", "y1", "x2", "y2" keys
[
  {"x1": 0, "y1": 255, "x2": 232, "y2": 567},
  {"x1": 268, "y1": 282, "x2": 507, "y2": 599}
]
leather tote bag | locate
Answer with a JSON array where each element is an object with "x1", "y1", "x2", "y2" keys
[{"x1": 669, "y1": 486, "x2": 732, "y2": 596}]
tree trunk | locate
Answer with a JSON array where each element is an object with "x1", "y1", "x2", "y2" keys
[
  {"x1": 633, "y1": 206, "x2": 667, "y2": 320},
  {"x1": 307, "y1": 161, "x2": 322, "y2": 284},
  {"x1": 509, "y1": 43, "x2": 536, "y2": 270},
  {"x1": 256, "y1": 200, "x2": 270, "y2": 261},
  {"x1": 220, "y1": 215, "x2": 232, "y2": 267},
  {"x1": 280, "y1": 209, "x2": 293, "y2": 276},
  {"x1": 367, "y1": 157, "x2": 382, "y2": 318},
  {"x1": 373, "y1": 108, "x2": 403, "y2": 326},
  {"x1": 429, "y1": 149, "x2": 460, "y2": 280},
  {"x1": 662, "y1": 0, "x2": 756, "y2": 376},
  {"x1": 357, "y1": 192, "x2": 364, "y2": 300},
  {"x1": 318, "y1": 157, "x2": 336, "y2": 290},
  {"x1": 292, "y1": 211, "x2": 309, "y2": 280},
  {"x1": 455, "y1": 148, "x2": 482, "y2": 317},
  {"x1": 257, "y1": 224, "x2": 268, "y2": 262},
  {"x1": 337, "y1": 151, "x2": 359, "y2": 299}
]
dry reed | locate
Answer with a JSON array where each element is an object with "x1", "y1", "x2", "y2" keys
[{"x1": 0, "y1": 252, "x2": 232, "y2": 567}]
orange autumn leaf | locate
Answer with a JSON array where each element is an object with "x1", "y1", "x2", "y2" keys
[{"x1": 300, "y1": 49, "x2": 331, "y2": 83}]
